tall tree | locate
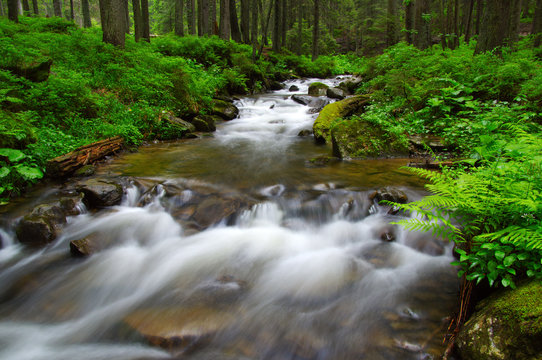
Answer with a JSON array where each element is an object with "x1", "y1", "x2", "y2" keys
[
  {"x1": 405, "y1": 0, "x2": 414, "y2": 44},
  {"x1": 297, "y1": 0, "x2": 302, "y2": 55},
  {"x1": 202, "y1": 0, "x2": 210, "y2": 35},
  {"x1": 99, "y1": 0, "x2": 127, "y2": 47},
  {"x1": 272, "y1": 0, "x2": 280, "y2": 51},
  {"x1": 21, "y1": 0, "x2": 29, "y2": 15},
  {"x1": 251, "y1": 0, "x2": 258, "y2": 59},
  {"x1": 241, "y1": 0, "x2": 250, "y2": 43},
  {"x1": 198, "y1": 0, "x2": 203, "y2": 35},
  {"x1": 280, "y1": 0, "x2": 287, "y2": 47},
  {"x1": 141, "y1": 0, "x2": 150, "y2": 41},
  {"x1": 230, "y1": 0, "x2": 242, "y2": 41},
  {"x1": 124, "y1": 0, "x2": 130, "y2": 34},
  {"x1": 175, "y1": 0, "x2": 184, "y2": 35},
  {"x1": 31, "y1": 0, "x2": 37, "y2": 15},
  {"x1": 188, "y1": 0, "x2": 196, "y2": 34},
  {"x1": 219, "y1": 0, "x2": 230, "y2": 39},
  {"x1": 7, "y1": 0, "x2": 18, "y2": 22},
  {"x1": 533, "y1": 0, "x2": 542, "y2": 47},
  {"x1": 386, "y1": 0, "x2": 398, "y2": 47},
  {"x1": 133, "y1": 0, "x2": 143, "y2": 40},
  {"x1": 69, "y1": 0, "x2": 74, "y2": 20},
  {"x1": 475, "y1": 0, "x2": 521, "y2": 53},
  {"x1": 413, "y1": 0, "x2": 431, "y2": 49},
  {"x1": 464, "y1": 0, "x2": 475, "y2": 43},
  {"x1": 210, "y1": 0, "x2": 217, "y2": 34},
  {"x1": 312, "y1": 0, "x2": 319, "y2": 60},
  {"x1": 82, "y1": 0, "x2": 92, "y2": 26},
  {"x1": 53, "y1": 0, "x2": 61, "y2": 16}
]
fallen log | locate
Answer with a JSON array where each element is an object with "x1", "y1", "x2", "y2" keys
[{"x1": 46, "y1": 136, "x2": 124, "y2": 178}]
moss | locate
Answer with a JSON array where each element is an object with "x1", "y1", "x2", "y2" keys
[
  {"x1": 312, "y1": 95, "x2": 369, "y2": 143},
  {"x1": 308, "y1": 82, "x2": 329, "y2": 96}
]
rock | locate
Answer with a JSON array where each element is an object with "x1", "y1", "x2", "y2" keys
[
  {"x1": 289, "y1": 85, "x2": 299, "y2": 92},
  {"x1": 330, "y1": 115, "x2": 409, "y2": 159},
  {"x1": 291, "y1": 94, "x2": 312, "y2": 106},
  {"x1": 73, "y1": 164, "x2": 95, "y2": 177},
  {"x1": 6, "y1": 58, "x2": 53, "y2": 82},
  {"x1": 16, "y1": 215, "x2": 57, "y2": 245},
  {"x1": 212, "y1": 99, "x2": 239, "y2": 120},
  {"x1": 305, "y1": 155, "x2": 340, "y2": 168},
  {"x1": 297, "y1": 129, "x2": 312, "y2": 137},
  {"x1": 326, "y1": 87, "x2": 347, "y2": 100},
  {"x1": 456, "y1": 280, "x2": 542, "y2": 360},
  {"x1": 76, "y1": 178, "x2": 123, "y2": 208},
  {"x1": 157, "y1": 113, "x2": 196, "y2": 140},
  {"x1": 369, "y1": 187, "x2": 408, "y2": 204},
  {"x1": 269, "y1": 81, "x2": 284, "y2": 90},
  {"x1": 408, "y1": 135, "x2": 451, "y2": 152},
  {"x1": 191, "y1": 196, "x2": 245, "y2": 229},
  {"x1": 308, "y1": 82, "x2": 329, "y2": 96},
  {"x1": 70, "y1": 237, "x2": 99, "y2": 257},
  {"x1": 191, "y1": 115, "x2": 217, "y2": 132},
  {"x1": 291, "y1": 95, "x2": 330, "y2": 111},
  {"x1": 338, "y1": 77, "x2": 363, "y2": 93},
  {"x1": 312, "y1": 95, "x2": 370, "y2": 143}
]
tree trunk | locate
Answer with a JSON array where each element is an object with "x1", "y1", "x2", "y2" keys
[
  {"x1": 464, "y1": 0, "x2": 475, "y2": 43},
  {"x1": 475, "y1": 0, "x2": 482, "y2": 35},
  {"x1": 230, "y1": 0, "x2": 242, "y2": 41},
  {"x1": 259, "y1": 0, "x2": 268, "y2": 45},
  {"x1": 405, "y1": 0, "x2": 414, "y2": 44},
  {"x1": 31, "y1": 0, "x2": 38, "y2": 15},
  {"x1": 533, "y1": 0, "x2": 542, "y2": 47},
  {"x1": 53, "y1": 0, "x2": 61, "y2": 16},
  {"x1": 312, "y1": 0, "x2": 319, "y2": 60},
  {"x1": 188, "y1": 0, "x2": 196, "y2": 34},
  {"x1": 21, "y1": 0, "x2": 28, "y2": 15},
  {"x1": 453, "y1": 0, "x2": 459, "y2": 48},
  {"x1": 7, "y1": 0, "x2": 18, "y2": 22},
  {"x1": 82, "y1": 0, "x2": 91, "y2": 27},
  {"x1": 219, "y1": 0, "x2": 230, "y2": 39},
  {"x1": 414, "y1": 0, "x2": 431, "y2": 49},
  {"x1": 281, "y1": 0, "x2": 287, "y2": 47},
  {"x1": 141, "y1": 0, "x2": 150, "y2": 41},
  {"x1": 124, "y1": 0, "x2": 130, "y2": 34},
  {"x1": 386, "y1": 0, "x2": 398, "y2": 47},
  {"x1": 475, "y1": 0, "x2": 516, "y2": 53},
  {"x1": 241, "y1": 0, "x2": 250, "y2": 43},
  {"x1": 69, "y1": 0, "x2": 74, "y2": 20},
  {"x1": 99, "y1": 0, "x2": 127, "y2": 47},
  {"x1": 133, "y1": 0, "x2": 142, "y2": 40},
  {"x1": 272, "y1": 0, "x2": 280, "y2": 51},
  {"x1": 509, "y1": 0, "x2": 523, "y2": 43},
  {"x1": 202, "y1": 0, "x2": 210, "y2": 35},
  {"x1": 175, "y1": 0, "x2": 184, "y2": 35},
  {"x1": 297, "y1": 0, "x2": 302, "y2": 54},
  {"x1": 251, "y1": 0, "x2": 258, "y2": 60},
  {"x1": 439, "y1": 0, "x2": 447, "y2": 49},
  {"x1": 198, "y1": 0, "x2": 203, "y2": 35},
  {"x1": 257, "y1": 0, "x2": 274, "y2": 57}
]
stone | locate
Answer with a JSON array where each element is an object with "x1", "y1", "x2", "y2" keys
[
  {"x1": 16, "y1": 215, "x2": 56, "y2": 245},
  {"x1": 408, "y1": 135, "x2": 451, "y2": 152},
  {"x1": 369, "y1": 187, "x2": 408, "y2": 204},
  {"x1": 291, "y1": 94, "x2": 312, "y2": 106},
  {"x1": 191, "y1": 196, "x2": 244, "y2": 229},
  {"x1": 456, "y1": 280, "x2": 542, "y2": 360},
  {"x1": 338, "y1": 77, "x2": 363, "y2": 93},
  {"x1": 212, "y1": 99, "x2": 239, "y2": 120},
  {"x1": 297, "y1": 129, "x2": 312, "y2": 137},
  {"x1": 191, "y1": 115, "x2": 217, "y2": 132},
  {"x1": 158, "y1": 113, "x2": 196, "y2": 140},
  {"x1": 305, "y1": 155, "x2": 340, "y2": 168},
  {"x1": 73, "y1": 164, "x2": 95, "y2": 177},
  {"x1": 70, "y1": 237, "x2": 99, "y2": 257},
  {"x1": 269, "y1": 81, "x2": 284, "y2": 90},
  {"x1": 6, "y1": 58, "x2": 53, "y2": 82},
  {"x1": 76, "y1": 178, "x2": 123, "y2": 208},
  {"x1": 326, "y1": 87, "x2": 347, "y2": 100},
  {"x1": 289, "y1": 85, "x2": 299, "y2": 92},
  {"x1": 308, "y1": 82, "x2": 329, "y2": 96},
  {"x1": 312, "y1": 95, "x2": 370, "y2": 143},
  {"x1": 291, "y1": 95, "x2": 330, "y2": 111}
]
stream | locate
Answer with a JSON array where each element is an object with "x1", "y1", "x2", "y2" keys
[{"x1": 0, "y1": 78, "x2": 459, "y2": 360}]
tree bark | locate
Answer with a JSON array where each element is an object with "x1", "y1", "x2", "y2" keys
[
  {"x1": 475, "y1": 0, "x2": 482, "y2": 35},
  {"x1": 509, "y1": 0, "x2": 523, "y2": 43},
  {"x1": 21, "y1": 0, "x2": 29, "y2": 15},
  {"x1": 188, "y1": 0, "x2": 196, "y2": 34},
  {"x1": 464, "y1": 0, "x2": 475, "y2": 43},
  {"x1": 53, "y1": 0, "x2": 61, "y2": 16},
  {"x1": 175, "y1": 0, "x2": 184, "y2": 36},
  {"x1": 251, "y1": 0, "x2": 258, "y2": 60},
  {"x1": 7, "y1": 0, "x2": 18, "y2": 22},
  {"x1": 414, "y1": 0, "x2": 431, "y2": 49},
  {"x1": 210, "y1": 0, "x2": 217, "y2": 34},
  {"x1": 386, "y1": 0, "x2": 398, "y2": 47},
  {"x1": 198, "y1": 0, "x2": 203, "y2": 35},
  {"x1": 475, "y1": 0, "x2": 517, "y2": 53},
  {"x1": 141, "y1": 0, "x2": 150, "y2": 41},
  {"x1": 31, "y1": 0, "x2": 37, "y2": 15},
  {"x1": 124, "y1": 0, "x2": 130, "y2": 34},
  {"x1": 272, "y1": 0, "x2": 280, "y2": 51},
  {"x1": 82, "y1": 0, "x2": 92, "y2": 27},
  {"x1": 99, "y1": 0, "x2": 127, "y2": 47},
  {"x1": 533, "y1": 0, "x2": 542, "y2": 47},
  {"x1": 297, "y1": 0, "x2": 302, "y2": 54},
  {"x1": 241, "y1": 0, "x2": 250, "y2": 43},
  {"x1": 312, "y1": 0, "x2": 319, "y2": 60},
  {"x1": 281, "y1": 0, "x2": 287, "y2": 48},
  {"x1": 219, "y1": 0, "x2": 230, "y2": 39},
  {"x1": 405, "y1": 0, "x2": 414, "y2": 44},
  {"x1": 69, "y1": 0, "x2": 74, "y2": 20},
  {"x1": 133, "y1": 0, "x2": 142, "y2": 40},
  {"x1": 230, "y1": 0, "x2": 242, "y2": 41},
  {"x1": 202, "y1": 0, "x2": 210, "y2": 35}
]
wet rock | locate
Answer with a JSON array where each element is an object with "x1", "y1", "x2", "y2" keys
[
  {"x1": 308, "y1": 82, "x2": 329, "y2": 96},
  {"x1": 70, "y1": 237, "x2": 99, "y2": 257},
  {"x1": 192, "y1": 196, "x2": 245, "y2": 229},
  {"x1": 289, "y1": 85, "x2": 299, "y2": 92},
  {"x1": 16, "y1": 214, "x2": 57, "y2": 245},
  {"x1": 5, "y1": 58, "x2": 52, "y2": 82},
  {"x1": 369, "y1": 187, "x2": 408, "y2": 204},
  {"x1": 291, "y1": 95, "x2": 330, "y2": 111},
  {"x1": 326, "y1": 87, "x2": 347, "y2": 100},
  {"x1": 212, "y1": 99, "x2": 239, "y2": 120},
  {"x1": 313, "y1": 95, "x2": 370, "y2": 143},
  {"x1": 456, "y1": 280, "x2": 542, "y2": 360},
  {"x1": 73, "y1": 164, "x2": 95, "y2": 177},
  {"x1": 338, "y1": 77, "x2": 363, "y2": 93},
  {"x1": 191, "y1": 115, "x2": 218, "y2": 132},
  {"x1": 76, "y1": 178, "x2": 124, "y2": 208},
  {"x1": 269, "y1": 81, "x2": 284, "y2": 90},
  {"x1": 123, "y1": 306, "x2": 236, "y2": 352},
  {"x1": 158, "y1": 113, "x2": 196, "y2": 140},
  {"x1": 191, "y1": 276, "x2": 247, "y2": 305},
  {"x1": 408, "y1": 134, "x2": 450, "y2": 152},
  {"x1": 305, "y1": 155, "x2": 340, "y2": 168},
  {"x1": 297, "y1": 129, "x2": 312, "y2": 137},
  {"x1": 291, "y1": 94, "x2": 312, "y2": 106}
]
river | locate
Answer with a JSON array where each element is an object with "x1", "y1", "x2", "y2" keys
[{"x1": 0, "y1": 78, "x2": 459, "y2": 360}]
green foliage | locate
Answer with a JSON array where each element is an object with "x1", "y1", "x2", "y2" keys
[{"x1": 0, "y1": 146, "x2": 43, "y2": 202}]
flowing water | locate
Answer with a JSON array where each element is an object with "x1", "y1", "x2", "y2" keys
[{"x1": 0, "y1": 78, "x2": 459, "y2": 360}]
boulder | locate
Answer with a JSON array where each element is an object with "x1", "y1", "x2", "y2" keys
[
  {"x1": 308, "y1": 82, "x2": 329, "y2": 96},
  {"x1": 338, "y1": 77, "x2": 363, "y2": 93},
  {"x1": 156, "y1": 114, "x2": 196, "y2": 140},
  {"x1": 456, "y1": 280, "x2": 542, "y2": 360},
  {"x1": 70, "y1": 237, "x2": 99, "y2": 257},
  {"x1": 191, "y1": 115, "x2": 218, "y2": 132},
  {"x1": 326, "y1": 87, "x2": 347, "y2": 100},
  {"x1": 297, "y1": 129, "x2": 312, "y2": 137},
  {"x1": 269, "y1": 81, "x2": 284, "y2": 90},
  {"x1": 369, "y1": 187, "x2": 408, "y2": 204},
  {"x1": 73, "y1": 164, "x2": 95, "y2": 177},
  {"x1": 291, "y1": 94, "x2": 312, "y2": 106},
  {"x1": 212, "y1": 99, "x2": 239, "y2": 120},
  {"x1": 291, "y1": 95, "x2": 330, "y2": 110},
  {"x1": 289, "y1": 85, "x2": 300, "y2": 92},
  {"x1": 191, "y1": 196, "x2": 245, "y2": 229},
  {"x1": 6, "y1": 58, "x2": 53, "y2": 82},
  {"x1": 76, "y1": 178, "x2": 123, "y2": 208},
  {"x1": 330, "y1": 115, "x2": 409, "y2": 159},
  {"x1": 312, "y1": 95, "x2": 370, "y2": 143}
]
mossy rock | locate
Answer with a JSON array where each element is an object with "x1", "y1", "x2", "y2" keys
[
  {"x1": 211, "y1": 99, "x2": 239, "y2": 120},
  {"x1": 308, "y1": 82, "x2": 329, "y2": 96},
  {"x1": 156, "y1": 114, "x2": 196, "y2": 140},
  {"x1": 312, "y1": 95, "x2": 370, "y2": 143},
  {"x1": 456, "y1": 280, "x2": 542, "y2": 360},
  {"x1": 330, "y1": 116, "x2": 409, "y2": 159},
  {"x1": 191, "y1": 115, "x2": 218, "y2": 132}
]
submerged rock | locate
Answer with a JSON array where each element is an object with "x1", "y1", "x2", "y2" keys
[
  {"x1": 212, "y1": 99, "x2": 239, "y2": 120},
  {"x1": 456, "y1": 280, "x2": 542, "y2": 360},
  {"x1": 369, "y1": 187, "x2": 408, "y2": 205},
  {"x1": 289, "y1": 85, "x2": 299, "y2": 92},
  {"x1": 308, "y1": 82, "x2": 329, "y2": 96},
  {"x1": 76, "y1": 178, "x2": 123, "y2": 208}
]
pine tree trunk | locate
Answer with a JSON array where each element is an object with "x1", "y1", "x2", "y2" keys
[
  {"x1": 99, "y1": 0, "x2": 127, "y2": 47},
  {"x1": 175, "y1": 0, "x2": 184, "y2": 35},
  {"x1": 69, "y1": 0, "x2": 74, "y2": 20},
  {"x1": 31, "y1": 0, "x2": 38, "y2": 15},
  {"x1": 124, "y1": 0, "x2": 130, "y2": 33},
  {"x1": 405, "y1": 0, "x2": 414, "y2": 44},
  {"x1": 202, "y1": 0, "x2": 210, "y2": 35},
  {"x1": 133, "y1": 0, "x2": 142, "y2": 40},
  {"x1": 141, "y1": 0, "x2": 150, "y2": 41},
  {"x1": 219, "y1": 0, "x2": 230, "y2": 39},
  {"x1": 230, "y1": 0, "x2": 242, "y2": 41},
  {"x1": 241, "y1": 0, "x2": 250, "y2": 43},
  {"x1": 251, "y1": 0, "x2": 258, "y2": 59},
  {"x1": 281, "y1": 0, "x2": 287, "y2": 48},
  {"x1": 453, "y1": 0, "x2": 459, "y2": 48},
  {"x1": 53, "y1": 0, "x2": 61, "y2": 16},
  {"x1": 475, "y1": 0, "x2": 482, "y2": 35},
  {"x1": 508, "y1": 0, "x2": 522, "y2": 43},
  {"x1": 210, "y1": 0, "x2": 217, "y2": 35},
  {"x1": 297, "y1": 0, "x2": 302, "y2": 54},
  {"x1": 464, "y1": 0, "x2": 474, "y2": 43},
  {"x1": 312, "y1": 0, "x2": 319, "y2": 60},
  {"x1": 475, "y1": 0, "x2": 514, "y2": 53},
  {"x1": 21, "y1": 0, "x2": 29, "y2": 15},
  {"x1": 7, "y1": 0, "x2": 18, "y2": 22},
  {"x1": 82, "y1": 0, "x2": 92, "y2": 27},
  {"x1": 440, "y1": 0, "x2": 447, "y2": 49},
  {"x1": 0, "y1": 0, "x2": 5, "y2": 17},
  {"x1": 272, "y1": 0, "x2": 280, "y2": 51},
  {"x1": 188, "y1": 0, "x2": 196, "y2": 34},
  {"x1": 414, "y1": 0, "x2": 431, "y2": 49},
  {"x1": 533, "y1": 0, "x2": 542, "y2": 47},
  {"x1": 386, "y1": 0, "x2": 398, "y2": 47},
  {"x1": 198, "y1": 0, "x2": 203, "y2": 35}
]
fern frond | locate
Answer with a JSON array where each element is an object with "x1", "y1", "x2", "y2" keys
[{"x1": 476, "y1": 225, "x2": 542, "y2": 250}]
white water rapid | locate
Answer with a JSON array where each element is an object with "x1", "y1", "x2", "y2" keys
[{"x1": 0, "y1": 78, "x2": 459, "y2": 360}]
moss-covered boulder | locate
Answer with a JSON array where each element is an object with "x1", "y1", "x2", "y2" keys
[
  {"x1": 312, "y1": 95, "x2": 370, "y2": 143},
  {"x1": 456, "y1": 280, "x2": 542, "y2": 360},
  {"x1": 308, "y1": 82, "x2": 329, "y2": 96},
  {"x1": 211, "y1": 99, "x2": 239, "y2": 120},
  {"x1": 156, "y1": 113, "x2": 196, "y2": 140},
  {"x1": 191, "y1": 115, "x2": 218, "y2": 132}
]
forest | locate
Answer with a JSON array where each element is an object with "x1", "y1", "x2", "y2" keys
[{"x1": 0, "y1": 0, "x2": 541, "y2": 359}]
